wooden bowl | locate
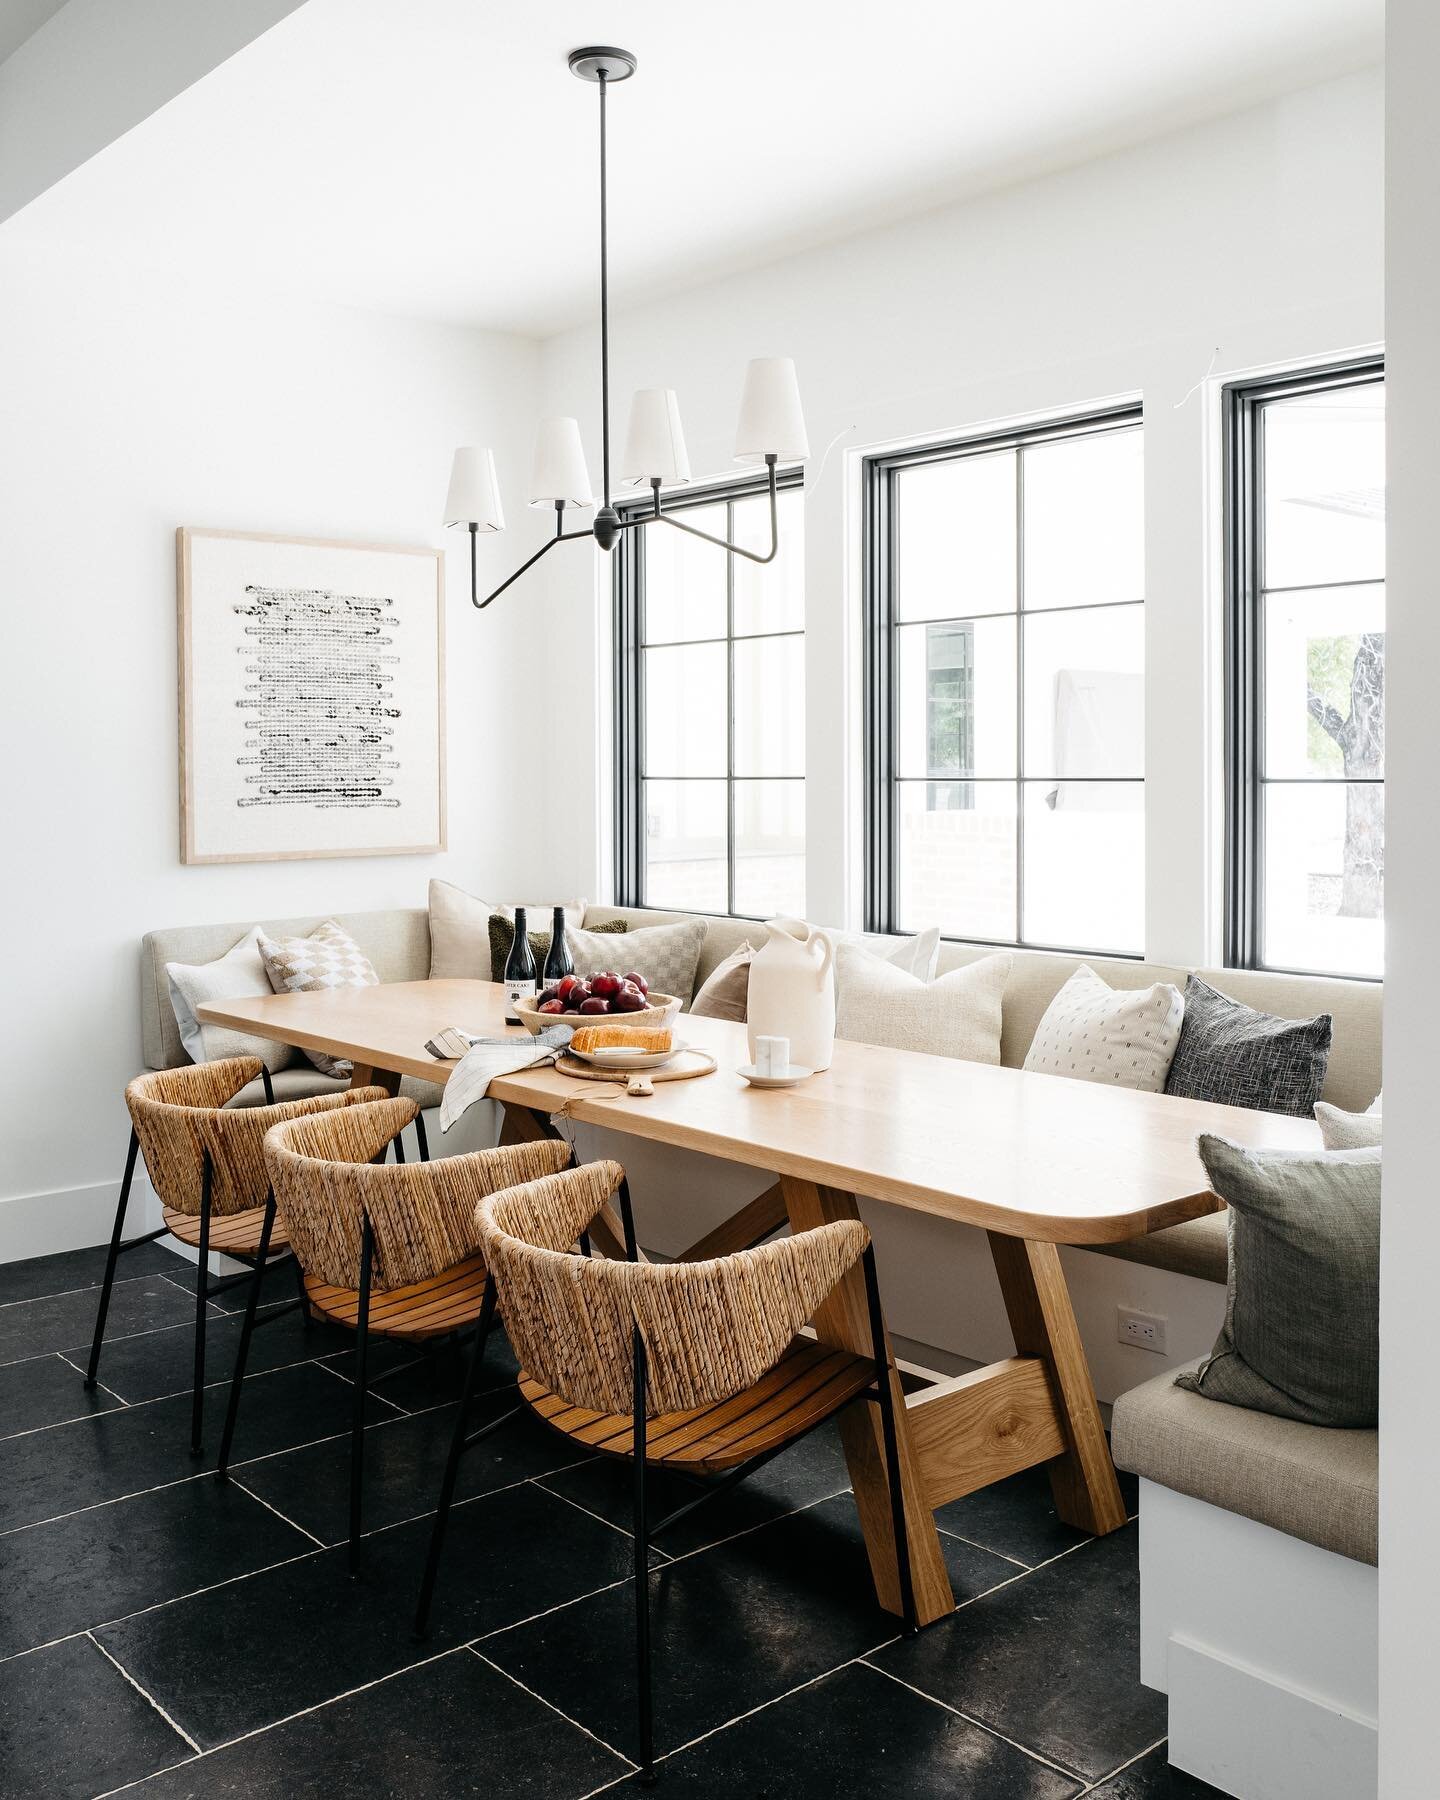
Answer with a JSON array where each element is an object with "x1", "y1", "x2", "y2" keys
[{"x1": 514, "y1": 991, "x2": 681, "y2": 1036}]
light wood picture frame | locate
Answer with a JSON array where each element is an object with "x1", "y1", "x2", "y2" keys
[{"x1": 177, "y1": 527, "x2": 446, "y2": 864}]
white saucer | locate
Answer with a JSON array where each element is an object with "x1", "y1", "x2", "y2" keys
[{"x1": 737, "y1": 1063, "x2": 814, "y2": 1089}]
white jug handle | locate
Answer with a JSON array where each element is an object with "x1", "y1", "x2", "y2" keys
[{"x1": 814, "y1": 928, "x2": 834, "y2": 990}]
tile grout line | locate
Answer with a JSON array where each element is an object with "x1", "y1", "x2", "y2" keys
[
  {"x1": 0, "y1": 1288, "x2": 283, "y2": 1376},
  {"x1": 226, "y1": 1476, "x2": 328, "y2": 1549},
  {"x1": 469, "y1": 1648, "x2": 639, "y2": 1772},
  {"x1": 861, "y1": 1657, "x2": 1089, "y2": 1785},
  {"x1": 1076, "y1": 1732, "x2": 1168, "y2": 1794},
  {"x1": 657, "y1": 1636, "x2": 903, "y2": 1766},
  {"x1": 53, "y1": 1350, "x2": 131, "y2": 1408},
  {"x1": 85, "y1": 1630, "x2": 204, "y2": 1757},
  {"x1": 533, "y1": 1476, "x2": 673, "y2": 1558},
  {"x1": 933, "y1": 1520, "x2": 1032, "y2": 1570},
  {"x1": 0, "y1": 1262, "x2": 191, "y2": 1314},
  {"x1": 310, "y1": 1355, "x2": 412, "y2": 1416},
  {"x1": 659, "y1": 1486, "x2": 850, "y2": 1567},
  {"x1": 476, "y1": 1573, "x2": 637, "y2": 1649}
]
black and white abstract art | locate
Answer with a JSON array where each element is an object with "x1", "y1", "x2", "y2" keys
[{"x1": 178, "y1": 529, "x2": 445, "y2": 863}]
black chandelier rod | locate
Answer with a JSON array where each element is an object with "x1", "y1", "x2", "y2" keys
[{"x1": 468, "y1": 48, "x2": 783, "y2": 609}]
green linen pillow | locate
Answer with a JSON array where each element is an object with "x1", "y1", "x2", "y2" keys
[
  {"x1": 1176, "y1": 1133, "x2": 1380, "y2": 1427},
  {"x1": 487, "y1": 913, "x2": 626, "y2": 983}
]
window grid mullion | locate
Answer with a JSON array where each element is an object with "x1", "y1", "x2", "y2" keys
[
  {"x1": 726, "y1": 496, "x2": 736, "y2": 919},
  {"x1": 1014, "y1": 443, "x2": 1026, "y2": 948}
]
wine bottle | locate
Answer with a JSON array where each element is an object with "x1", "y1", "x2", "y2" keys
[
  {"x1": 503, "y1": 907, "x2": 537, "y2": 1025},
  {"x1": 542, "y1": 904, "x2": 573, "y2": 995}
]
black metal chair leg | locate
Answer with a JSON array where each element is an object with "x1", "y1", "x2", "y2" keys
[
  {"x1": 216, "y1": 1191, "x2": 277, "y2": 1479},
  {"x1": 863, "y1": 1248, "x2": 916, "y2": 1635},
  {"x1": 414, "y1": 1113, "x2": 430, "y2": 1162},
  {"x1": 85, "y1": 1129, "x2": 139, "y2": 1389},
  {"x1": 292, "y1": 1250, "x2": 313, "y2": 1329},
  {"x1": 260, "y1": 1066, "x2": 275, "y2": 1105},
  {"x1": 190, "y1": 1153, "x2": 212, "y2": 1458},
  {"x1": 348, "y1": 1215, "x2": 375, "y2": 1575},
  {"x1": 632, "y1": 1328, "x2": 656, "y2": 1785},
  {"x1": 414, "y1": 1283, "x2": 499, "y2": 1638}
]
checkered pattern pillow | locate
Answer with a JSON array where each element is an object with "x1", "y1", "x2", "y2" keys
[
  {"x1": 258, "y1": 920, "x2": 379, "y2": 1077},
  {"x1": 568, "y1": 918, "x2": 707, "y2": 1005}
]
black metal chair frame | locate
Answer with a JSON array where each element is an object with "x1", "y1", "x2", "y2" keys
[
  {"x1": 214, "y1": 1112, "x2": 437, "y2": 1575},
  {"x1": 412, "y1": 1177, "x2": 918, "y2": 1786},
  {"x1": 85, "y1": 1066, "x2": 302, "y2": 1459}
]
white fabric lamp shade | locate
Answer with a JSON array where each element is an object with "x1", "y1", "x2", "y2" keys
[
  {"x1": 734, "y1": 357, "x2": 809, "y2": 464},
  {"x1": 529, "y1": 417, "x2": 593, "y2": 509},
  {"x1": 444, "y1": 447, "x2": 505, "y2": 531},
  {"x1": 621, "y1": 388, "x2": 692, "y2": 486}
]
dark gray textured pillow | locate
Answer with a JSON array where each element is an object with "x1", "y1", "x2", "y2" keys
[
  {"x1": 1176, "y1": 1134, "x2": 1380, "y2": 1427},
  {"x1": 1164, "y1": 974, "x2": 1331, "y2": 1117}
]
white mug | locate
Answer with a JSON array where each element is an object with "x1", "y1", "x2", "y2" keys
[{"x1": 755, "y1": 1035, "x2": 789, "y2": 1077}]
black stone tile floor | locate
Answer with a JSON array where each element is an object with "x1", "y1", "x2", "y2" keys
[{"x1": 0, "y1": 1242, "x2": 1226, "y2": 1798}]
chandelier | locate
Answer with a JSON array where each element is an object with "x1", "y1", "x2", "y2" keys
[{"x1": 442, "y1": 46, "x2": 809, "y2": 609}]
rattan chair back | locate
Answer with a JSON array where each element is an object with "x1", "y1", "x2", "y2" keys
[{"x1": 477, "y1": 1162, "x2": 871, "y2": 1416}]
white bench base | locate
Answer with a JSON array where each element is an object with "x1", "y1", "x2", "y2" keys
[{"x1": 1138, "y1": 1477, "x2": 1377, "y2": 1800}]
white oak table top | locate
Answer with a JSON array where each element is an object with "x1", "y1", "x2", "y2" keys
[{"x1": 197, "y1": 978, "x2": 1321, "y2": 1245}]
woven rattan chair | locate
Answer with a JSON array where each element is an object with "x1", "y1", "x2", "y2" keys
[
  {"x1": 414, "y1": 1159, "x2": 916, "y2": 1784},
  {"x1": 219, "y1": 1096, "x2": 573, "y2": 1571},
  {"x1": 85, "y1": 1057, "x2": 390, "y2": 1456}
]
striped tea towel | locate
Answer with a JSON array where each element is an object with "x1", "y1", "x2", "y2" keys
[{"x1": 437, "y1": 1024, "x2": 574, "y2": 1133}]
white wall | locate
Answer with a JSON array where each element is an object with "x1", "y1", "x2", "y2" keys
[
  {"x1": 0, "y1": 234, "x2": 544, "y2": 1253},
  {"x1": 1380, "y1": 5, "x2": 1436, "y2": 1792},
  {"x1": 534, "y1": 70, "x2": 1384, "y2": 962}
]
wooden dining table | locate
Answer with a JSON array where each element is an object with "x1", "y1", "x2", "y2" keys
[{"x1": 197, "y1": 976, "x2": 1319, "y2": 1626}]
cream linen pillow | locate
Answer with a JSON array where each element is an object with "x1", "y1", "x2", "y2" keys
[
  {"x1": 1315, "y1": 1100, "x2": 1384, "y2": 1151},
  {"x1": 833, "y1": 927, "x2": 941, "y2": 986},
  {"x1": 165, "y1": 926, "x2": 295, "y2": 1074},
  {"x1": 1023, "y1": 965, "x2": 1184, "y2": 1093},
  {"x1": 258, "y1": 920, "x2": 379, "y2": 1077},
  {"x1": 835, "y1": 943, "x2": 1009, "y2": 1063},
  {"x1": 427, "y1": 880, "x2": 585, "y2": 980}
]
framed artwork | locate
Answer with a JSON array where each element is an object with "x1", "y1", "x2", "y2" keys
[{"x1": 177, "y1": 527, "x2": 446, "y2": 864}]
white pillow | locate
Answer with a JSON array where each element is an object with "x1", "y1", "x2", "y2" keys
[
  {"x1": 1023, "y1": 966, "x2": 1184, "y2": 1093},
  {"x1": 835, "y1": 943, "x2": 1009, "y2": 1063},
  {"x1": 427, "y1": 879, "x2": 586, "y2": 980},
  {"x1": 1315, "y1": 1100, "x2": 1384, "y2": 1150},
  {"x1": 166, "y1": 926, "x2": 294, "y2": 1074},
  {"x1": 833, "y1": 927, "x2": 941, "y2": 985}
]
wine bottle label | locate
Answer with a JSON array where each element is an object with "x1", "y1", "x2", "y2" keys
[{"x1": 506, "y1": 978, "x2": 536, "y2": 1007}]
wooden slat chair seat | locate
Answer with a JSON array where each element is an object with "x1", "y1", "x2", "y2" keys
[
  {"x1": 303, "y1": 1253, "x2": 489, "y2": 1341},
  {"x1": 518, "y1": 1338, "x2": 875, "y2": 1474},
  {"x1": 86, "y1": 1056, "x2": 387, "y2": 1458},
  {"x1": 215, "y1": 1099, "x2": 575, "y2": 1573},
  {"x1": 163, "y1": 1204, "x2": 291, "y2": 1258},
  {"x1": 416, "y1": 1157, "x2": 917, "y2": 1784}
]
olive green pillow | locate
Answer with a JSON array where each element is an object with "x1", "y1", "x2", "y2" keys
[
  {"x1": 1176, "y1": 1133, "x2": 1380, "y2": 1427},
  {"x1": 487, "y1": 913, "x2": 626, "y2": 983}
]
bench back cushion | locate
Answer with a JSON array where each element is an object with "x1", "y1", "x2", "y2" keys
[
  {"x1": 141, "y1": 908, "x2": 430, "y2": 1071},
  {"x1": 583, "y1": 908, "x2": 1382, "y2": 1113}
]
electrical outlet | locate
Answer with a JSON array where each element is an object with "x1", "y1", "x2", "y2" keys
[{"x1": 1116, "y1": 1308, "x2": 1167, "y2": 1354}]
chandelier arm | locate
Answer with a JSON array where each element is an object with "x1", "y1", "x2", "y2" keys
[
  {"x1": 645, "y1": 456, "x2": 780, "y2": 565},
  {"x1": 471, "y1": 526, "x2": 590, "y2": 610}
]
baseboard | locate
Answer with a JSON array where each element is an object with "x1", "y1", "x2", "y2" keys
[
  {"x1": 1167, "y1": 1634, "x2": 1378, "y2": 1800},
  {"x1": 0, "y1": 1176, "x2": 146, "y2": 1262}
]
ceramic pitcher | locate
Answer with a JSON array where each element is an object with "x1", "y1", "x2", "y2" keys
[{"x1": 746, "y1": 918, "x2": 836, "y2": 1072}]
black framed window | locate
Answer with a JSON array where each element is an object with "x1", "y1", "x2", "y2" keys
[
  {"x1": 864, "y1": 408, "x2": 1145, "y2": 955},
  {"x1": 614, "y1": 472, "x2": 805, "y2": 918},
  {"x1": 1224, "y1": 360, "x2": 1385, "y2": 980}
]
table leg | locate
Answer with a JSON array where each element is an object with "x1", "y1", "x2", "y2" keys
[
  {"x1": 780, "y1": 1176, "x2": 955, "y2": 1625},
  {"x1": 349, "y1": 1064, "x2": 401, "y2": 1097},
  {"x1": 987, "y1": 1233, "x2": 1128, "y2": 1535}
]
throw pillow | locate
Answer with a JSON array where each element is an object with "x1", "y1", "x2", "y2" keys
[
  {"x1": 427, "y1": 880, "x2": 586, "y2": 980},
  {"x1": 1176, "y1": 1134, "x2": 1380, "y2": 1427},
  {"x1": 690, "y1": 942, "x2": 756, "y2": 1022},
  {"x1": 258, "y1": 920, "x2": 379, "y2": 1077},
  {"x1": 1163, "y1": 974, "x2": 1332, "y2": 1117},
  {"x1": 165, "y1": 927, "x2": 295, "y2": 1075},
  {"x1": 1023, "y1": 966, "x2": 1184, "y2": 1093},
  {"x1": 833, "y1": 927, "x2": 942, "y2": 985},
  {"x1": 1315, "y1": 1101, "x2": 1384, "y2": 1151},
  {"x1": 834, "y1": 944, "x2": 1010, "y2": 1063},
  {"x1": 487, "y1": 912, "x2": 627, "y2": 983},
  {"x1": 568, "y1": 917, "x2": 707, "y2": 1003}
]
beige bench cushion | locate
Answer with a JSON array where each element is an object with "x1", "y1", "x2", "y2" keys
[
  {"x1": 1113, "y1": 1362, "x2": 1377, "y2": 1564},
  {"x1": 227, "y1": 1068, "x2": 444, "y2": 1111},
  {"x1": 1089, "y1": 1209, "x2": 1228, "y2": 1284}
]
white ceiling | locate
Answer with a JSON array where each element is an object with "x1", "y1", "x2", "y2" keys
[
  {"x1": 0, "y1": 0, "x2": 67, "y2": 66},
  {"x1": 7, "y1": 0, "x2": 1383, "y2": 337}
]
